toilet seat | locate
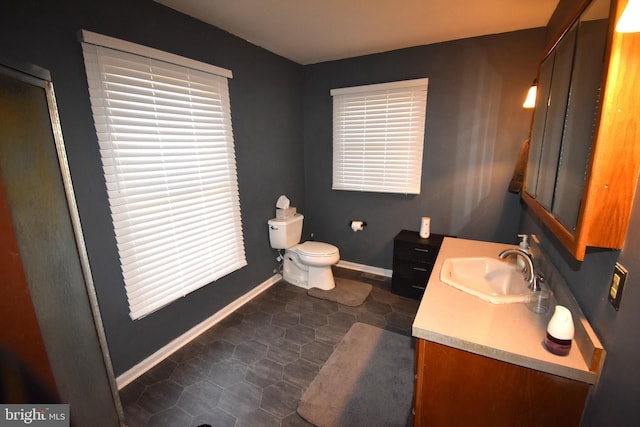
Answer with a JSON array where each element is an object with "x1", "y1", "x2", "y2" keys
[
  {"x1": 295, "y1": 241, "x2": 339, "y2": 257},
  {"x1": 290, "y1": 241, "x2": 340, "y2": 268}
]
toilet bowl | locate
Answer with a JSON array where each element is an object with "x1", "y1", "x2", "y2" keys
[
  {"x1": 283, "y1": 242, "x2": 340, "y2": 290},
  {"x1": 268, "y1": 214, "x2": 340, "y2": 290}
]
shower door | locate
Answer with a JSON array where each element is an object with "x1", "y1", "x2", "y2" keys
[{"x1": 0, "y1": 59, "x2": 123, "y2": 426}]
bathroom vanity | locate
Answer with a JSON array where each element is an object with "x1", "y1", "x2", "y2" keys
[{"x1": 411, "y1": 238, "x2": 604, "y2": 426}]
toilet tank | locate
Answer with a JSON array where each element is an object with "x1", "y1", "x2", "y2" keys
[{"x1": 268, "y1": 214, "x2": 303, "y2": 249}]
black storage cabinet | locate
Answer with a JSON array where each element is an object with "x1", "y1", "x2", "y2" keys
[{"x1": 392, "y1": 230, "x2": 446, "y2": 300}]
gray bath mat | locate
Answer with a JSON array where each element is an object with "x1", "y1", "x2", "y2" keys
[
  {"x1": 297, "y1": 322, "x2": 414, "y2": 427},
  {"x1": 307, "y1": 277, "x2": 372, "y2": 306}
]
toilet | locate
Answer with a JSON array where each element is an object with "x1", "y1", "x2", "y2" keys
[{"x1": 268, "y1": 214, "x2": 340, "y2": 290}]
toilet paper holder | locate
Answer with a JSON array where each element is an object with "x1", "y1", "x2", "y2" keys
[{"x1": 349, "y1": 220, "x2": 367, "y2": 231}]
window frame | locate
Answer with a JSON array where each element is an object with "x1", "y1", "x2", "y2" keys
[
  {"x1": 331, "y1": 78, "x2": 428, "y2": 195},
  {"x1": 81, "y1": 30, "x2": 246, "y2": 320}
]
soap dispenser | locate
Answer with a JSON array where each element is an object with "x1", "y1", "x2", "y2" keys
[
  {"x1": 545, "y1": 305, "x2": 574, "y2": 356},
  {"x1": 516, "y1": 234, "x2": 530, "y2": 270},
  {"x1": 518, "y1": 234, "x2": 530, "y2": 254}
]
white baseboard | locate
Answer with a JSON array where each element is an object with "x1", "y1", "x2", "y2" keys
[
  {"x1": 336, "y1": 260, "x2": 392, "y2": 278},
  {"x1": 116, "y1": 274, "x2": 282, "y2": 390}
]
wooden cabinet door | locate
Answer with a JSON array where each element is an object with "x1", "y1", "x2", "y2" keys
[{"x1": 414, "y1": 339, "x2": 589, "y2": 427}]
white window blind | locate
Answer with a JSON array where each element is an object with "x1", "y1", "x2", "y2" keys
[
  {"x1": 331, "y1": 79, "x2": 428, "y2": 194},
  {"x1": 81, "y1": 31, "x2": 246, "y2": 320}
]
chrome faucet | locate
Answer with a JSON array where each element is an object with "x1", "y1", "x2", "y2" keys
[{"x1": 498, "y1": 248, "x2": 538, "y2": 289}]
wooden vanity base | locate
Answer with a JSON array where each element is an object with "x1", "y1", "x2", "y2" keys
[{"x1": 413, "y1": 339, "x2": 589, "y2": 426}]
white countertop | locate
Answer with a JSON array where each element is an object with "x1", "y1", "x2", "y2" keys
[{"x1": 412, "y1": 237, "x2": 603, "y2": 384}]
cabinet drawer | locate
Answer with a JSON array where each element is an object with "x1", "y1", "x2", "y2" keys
[
  {"x1": 391, "y1": 277, "x2": 427, "y2": 300},
  {"x1": 392, "y1": 260, "x2": 433, "y2": 283},
  {"x1": 394, "y1": 243, "x2": 439, "y2": 264}
]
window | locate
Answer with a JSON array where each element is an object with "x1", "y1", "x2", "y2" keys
[
  {"x1": 81, "y1": 31, "x2": 246, "y2": 319},
  {"x1": 331, "y1": 79, "x2": 428, "y2": 194}
]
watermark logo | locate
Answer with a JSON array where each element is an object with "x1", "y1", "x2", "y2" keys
[{"x1": 1, "y1": 405, "x2": 68, "y2": 426}]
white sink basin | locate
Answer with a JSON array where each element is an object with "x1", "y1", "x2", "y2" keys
[{"x1": 440, "y1": 257, "x2": 530, "y2": 304}]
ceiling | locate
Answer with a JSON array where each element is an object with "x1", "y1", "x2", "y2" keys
[{"x1": 155, "y1": 0, "x2": 559, "y2": 65}]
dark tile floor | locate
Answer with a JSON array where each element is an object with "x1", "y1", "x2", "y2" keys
[{"x1": 120, "y1": 268, "x2": 419, "y2": 427}]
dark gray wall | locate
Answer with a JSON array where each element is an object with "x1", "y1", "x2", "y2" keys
[
  {"x1": 0, "y1": 0, "x2": 304, "y2": 375},
  {"x1": 302, "y1": 30, "x2": 546, "y2": 269},
  {"x1": 519, "y1": 1, "x2": 640, "y2": 425}
]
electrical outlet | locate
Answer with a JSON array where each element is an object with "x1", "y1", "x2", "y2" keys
[{"x1": 608, "y1": 262, "x2": 628, "y2": 311}]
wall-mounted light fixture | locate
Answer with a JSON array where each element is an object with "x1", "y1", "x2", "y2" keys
[
  {"x1": 523, "y1": 79, "x2": 537, "y2": 109},
  {"x1": 616, "y1": 0, "x2": 640, "y2": 32}
]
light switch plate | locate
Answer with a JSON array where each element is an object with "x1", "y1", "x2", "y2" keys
[{"x1": 608, "y1": 262, "x2": 627, "y2": 311}]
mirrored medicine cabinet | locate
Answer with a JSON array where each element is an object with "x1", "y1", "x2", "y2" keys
[{"x1": 522, "y1": 0, "x2": 640, "y2": 261}]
